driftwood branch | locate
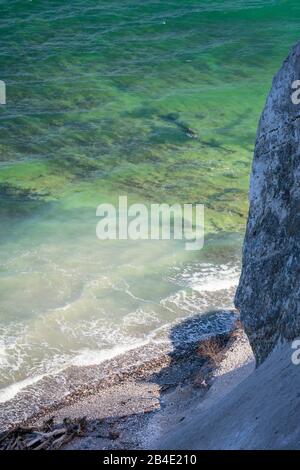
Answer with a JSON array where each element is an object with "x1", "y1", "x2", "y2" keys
[{"x1": 0, "y1": 417, "x2": 87, "y2": 450}]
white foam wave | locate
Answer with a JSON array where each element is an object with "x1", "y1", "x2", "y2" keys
[
  {"x1": 173, "y1": 262, "x2": 240, "y2": 293},
  {"x1": 192, "y1": 276, "x2": 239, "y2": 293},
  {"x1": 0, "y1": 338, "x2": 152, "y2": 404},
  {"x1": 0, "y1": 261, "x2": 241, "y2": 404},
  {"x1": 0, "y1": 374, "x2": 45, "y2": 404}
]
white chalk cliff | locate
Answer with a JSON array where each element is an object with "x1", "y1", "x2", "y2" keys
[{"x1": 159, "y1": 40, "x2": 300, "y2": 450}]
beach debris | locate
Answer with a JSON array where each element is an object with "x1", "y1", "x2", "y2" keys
[
  {"x1": 197, "y1": 333, "x2": 230, "y2": 362},
  {"x1": 108, "y1": 429, "x2": 120, "y2": 440},
  {"x1": 193, "y1": 374, "x2": 210, "y2": 389},
  {"x1": 0, "y1": 416, "x2": 87, "y2": 450}
]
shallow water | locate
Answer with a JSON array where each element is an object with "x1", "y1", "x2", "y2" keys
[{"x1": 0, "y1": 0, "x2": 300, "y2": 400}]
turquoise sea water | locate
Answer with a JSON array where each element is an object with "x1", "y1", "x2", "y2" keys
[{"x1": 0, "y1": 0, "x2": 300, "y2": 400}]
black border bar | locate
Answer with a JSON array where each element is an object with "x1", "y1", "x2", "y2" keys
[{"x1": 1, "y1": 450, "x2": 299, "y2": 466}]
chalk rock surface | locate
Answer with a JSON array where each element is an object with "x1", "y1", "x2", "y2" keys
[{"x1": 235, "y1": 41, "x2": 300, "y2": 365}]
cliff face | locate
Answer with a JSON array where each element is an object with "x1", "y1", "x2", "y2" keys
[{"x1": 235, "y1": 41, "x2": 300, "y2": 365}]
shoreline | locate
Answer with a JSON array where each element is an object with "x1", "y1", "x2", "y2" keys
[{"x1": 0, "y1": 310, "x2": 254, "y2": 450}]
